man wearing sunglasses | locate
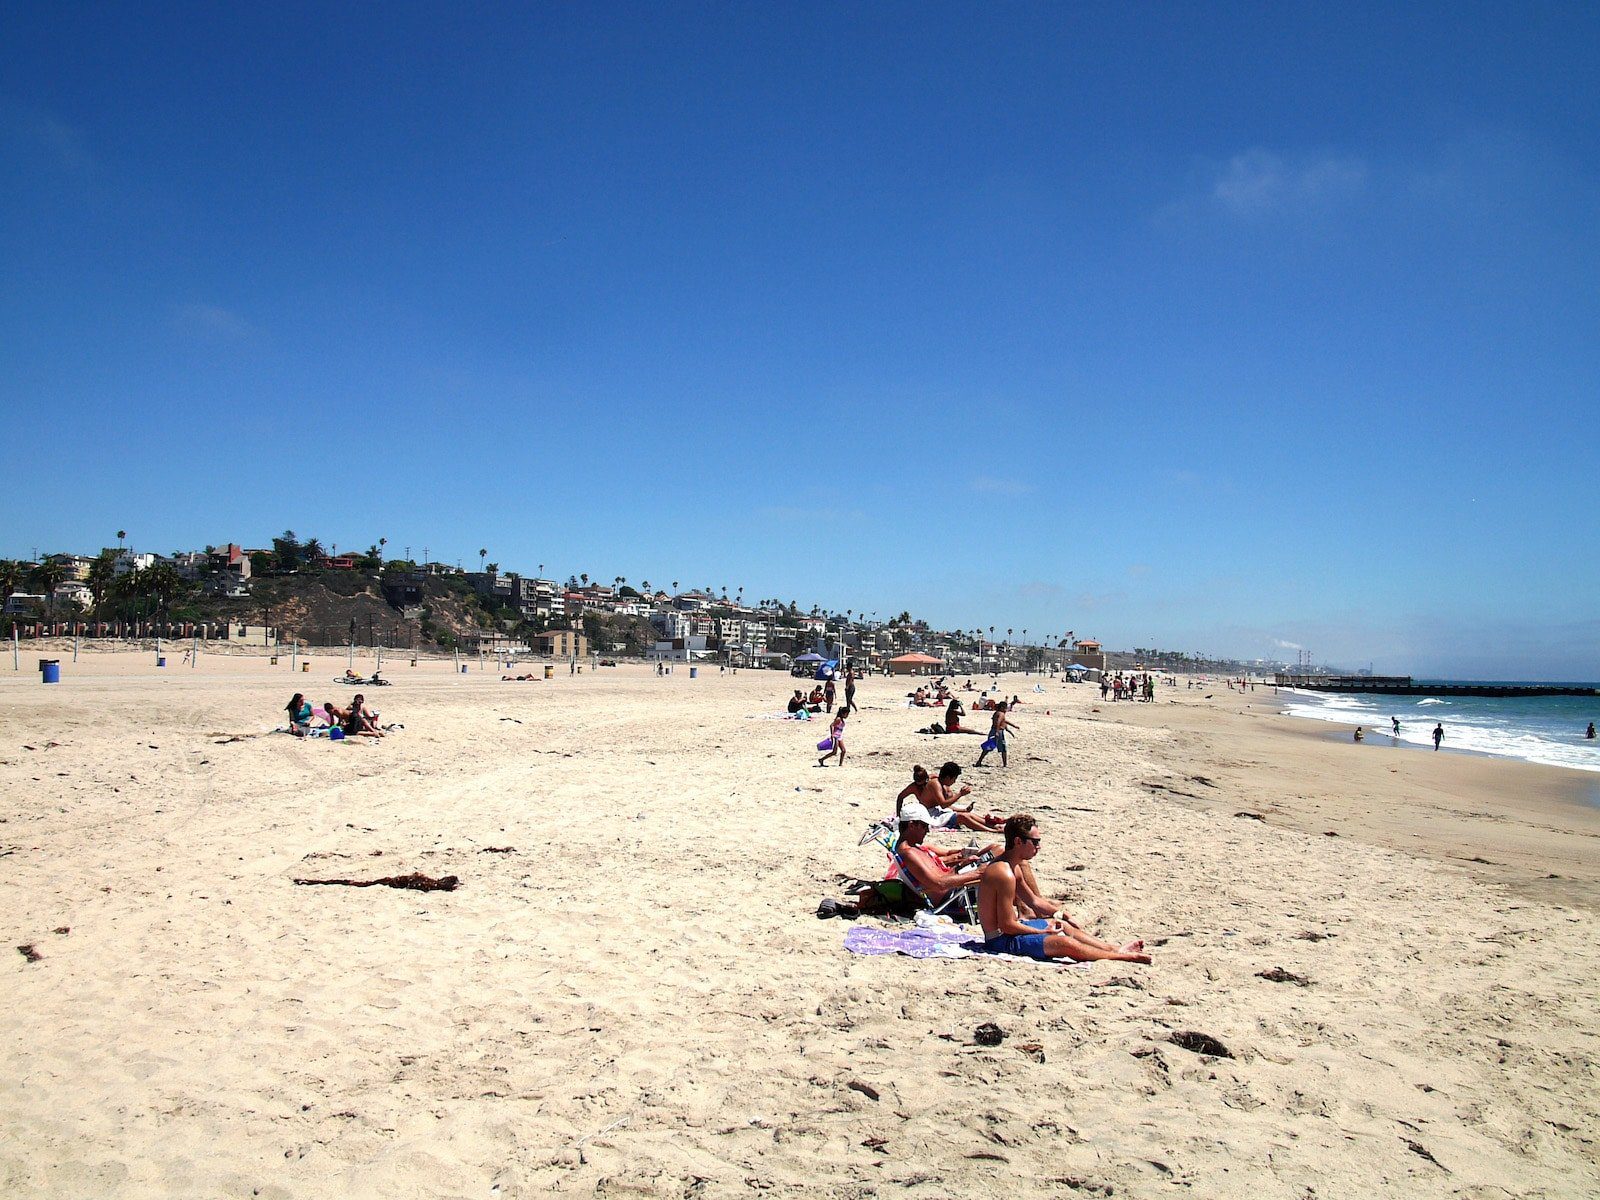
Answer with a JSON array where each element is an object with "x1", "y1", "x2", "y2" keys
[{"x1": 974, "y1": 815, "x2": 1152, "y2": 964}]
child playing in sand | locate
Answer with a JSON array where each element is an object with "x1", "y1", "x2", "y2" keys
[{"x1": 817, "y1": 706, "x2": 849, "y2": 767}]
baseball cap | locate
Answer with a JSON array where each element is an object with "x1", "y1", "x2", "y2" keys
[{"x1": 899, "y1": 801, "x2": 935, "y2": 826}]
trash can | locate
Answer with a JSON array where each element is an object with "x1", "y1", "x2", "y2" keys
[
  {"x1": 544, "y1": 665, "x2": 553, "y2": 679},
  {"x1": 40, "y1": 659, "x2": 60, "y2": 684},
  {"x1": 460, "y1": 664, "x2": 468, "y2": 673},
  {"x1": 689, "y1": 666, "x2": 698, "y2": 679},
  {"x1": 302, "y1": 662, "x2": 310, "y2": 672},
  {"x1": 156, "y1": 656, "x2": 166, "y2": 667},
  {"x1": 329, "y1": 727, "x2": 345, "y2": 741}
]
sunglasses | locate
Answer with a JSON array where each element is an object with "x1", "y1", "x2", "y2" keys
[{"x1": 1020, "y1": 835, "x2": 1043, "y2": 846}]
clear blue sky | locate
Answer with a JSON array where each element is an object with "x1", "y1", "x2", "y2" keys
[{"x1": 3, "y1": 3, "x2": 1596, "y2": 678}]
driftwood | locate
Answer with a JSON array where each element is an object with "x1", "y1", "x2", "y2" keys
[{"x1": 292, "y1": 872, "x2": 459, "y2": 892}]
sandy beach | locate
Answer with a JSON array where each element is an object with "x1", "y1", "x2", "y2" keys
[{"x1": 2, "y1": 652, "x2": 1597, "y2": 1198}]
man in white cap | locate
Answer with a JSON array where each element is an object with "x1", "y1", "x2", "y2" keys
[{"x1": 895, "y1": 802, "x2": 996, "y2": 904}]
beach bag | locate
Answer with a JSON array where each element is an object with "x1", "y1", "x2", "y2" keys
[
  {"x1": 817, "y1": 737, "x2": 835, "y2": 752},
  {"x1": 980, "y1": 737, "x2": 997, "y2": 752},
  {"x1": 852, "y1": 878, "x2": 920, "y2": 917}
]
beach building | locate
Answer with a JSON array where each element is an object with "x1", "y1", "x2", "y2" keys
[
  {"x1": 889, "y1": 652, "x2": 943, "y2": 676},
  {"x1": 468, "y1": 630, "x2": 523, "y2": 655},
  {"x1": 532, "y1": 630, "x2": 589, "y2": 661},
  {"x1": 3, "y1": 593, "x2": 48, "y2": 616},
  {"x1": 1069, "y1": 639, "x2": 1107, "y2": 672}
]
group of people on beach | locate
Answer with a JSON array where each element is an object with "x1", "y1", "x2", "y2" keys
[
  {"x1": 283, "y1": 692, "x2": 385, "y2": 738},
  {"x1": 1102, "y1": 673, "x2": 1155, "y2": 702},
  {"x1": 877, "y1": 759, "x2": 1148, "y2": 964}
]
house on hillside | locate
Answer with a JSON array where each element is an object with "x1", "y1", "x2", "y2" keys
[{"x1": 45, "y1": 554, "x2": 94, "y2": 581}]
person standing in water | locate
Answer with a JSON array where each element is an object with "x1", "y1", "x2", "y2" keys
[
  {"x1": 1586, "y1": 722, "x2": 1596, "y2": 740},
  {"x1": 1433, "y1": 723, "x2": 1445, "y2": 751},
  {"x1": 1392, "y1": 716, "x2": 1401, "y2": 737}
]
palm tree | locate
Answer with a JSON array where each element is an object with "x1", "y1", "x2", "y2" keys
[
  {"x1": 671, "y1": 580, "x2": 679, "y2": 595},
  {"x1": 378, "y1": 537, "x2": 387, "y2": 560},
  {"x1": 479, "y1": 548, "x2": 488, "y2": 571},
  {"x1": 303, "y1": 537, "x2": 326, "y2": 563},
  {"x1": 30, "y1": 559, "x2": 69, "y2": 617},
  {"x1": 0, "y1": 558, "x2": 21, "y2": 597},
  {"x1": 86, "y1": 553, "x2": 116, "y2": 616},
  {"x1": 117, "y1": 530, "x2": 126, "y2": 549},
  {"x1": 580, "y1": 573, "x2": 589, "y2": 587}
]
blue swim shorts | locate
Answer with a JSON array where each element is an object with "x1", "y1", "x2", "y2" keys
[{"x1": 974, "y1": 919, "x2": 1050, "y2": 960}]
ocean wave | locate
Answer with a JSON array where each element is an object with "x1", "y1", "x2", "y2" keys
[
  {"x1": 1416, "y1": 698, "x2": 1446, "y2": 706},
  {"x1": 1278, "y1": 689, "x2": 1600, "y2": 774}
]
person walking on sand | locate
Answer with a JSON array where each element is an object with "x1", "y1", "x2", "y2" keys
[
  {"x1": 976, "y1": 701, "x2": 1017, "y2": 768},
  {"x1": 844, "y1": 668, "x2": 859, "y2": 714},
  {"x1": 818, "y1": 706, "x2": 849, "y2": 767},
  {"x1": 1433, "y1": 722, "x2": 1444, "y2": 751}
]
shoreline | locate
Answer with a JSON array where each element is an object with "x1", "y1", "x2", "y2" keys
[{"x1": 1099, "y1": 683, "x2": 1600, "y2": 909}]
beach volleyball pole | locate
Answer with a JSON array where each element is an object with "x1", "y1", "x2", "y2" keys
[
  {"x1": 291, "y1": 639, "x2": 298, "y2": 673},
  {"x1": 14, "y1": 625, "x2": 20, "y2": 670},
  {"x1": 74, "y1": 631, "x2": 80, "y2": 662},
  {"x1": 192, "y1": 632, "x2": 199, "y2": 668}
]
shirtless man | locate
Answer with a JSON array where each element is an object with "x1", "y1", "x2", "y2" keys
[
  {"x1": 974, "y1": 815, "x2": 1151, "y2": 964},
  {"x1": 975, "y1": 701, "x2": 1018, "y2": 768},
  {"x1": 898, "y1": 802, "x2": 1059, "y2": 918},
  {"x1": 920, "y1": 761, "x2": 1003, "y2": 832}
]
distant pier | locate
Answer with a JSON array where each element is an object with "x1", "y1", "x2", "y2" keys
[{"x1": 1274, "y1": 675, "x2": 1598, "y2": 698}]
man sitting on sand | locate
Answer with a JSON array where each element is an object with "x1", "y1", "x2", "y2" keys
[
  {"x1": 897, "y1": 803, "x2": 1065, "y2": 919},
  {"x1": 973, "y1": 815, "x2": 1150, "y2": 964},
  {"x1": 944, "y1": 698, "x2": 983, "y2": 735},
  {"x1": 920, "y1": 761, "x2": 1004, "y2": 832}
]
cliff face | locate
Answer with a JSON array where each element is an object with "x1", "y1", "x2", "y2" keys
[{"x1": 196, "y1": 573, "x2": 492, "y2": 648}]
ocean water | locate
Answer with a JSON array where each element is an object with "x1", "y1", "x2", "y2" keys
[{"x1": 1280, "y1": 684, "x2": 1600, "y2": 774}]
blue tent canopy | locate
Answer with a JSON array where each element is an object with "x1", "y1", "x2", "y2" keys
[
  {"x1": 815, "y1": 658, "x2": 839, "y2": 681},
  {"x1": 1064, "y1": 663, "x2": 1091, "y2": 672},
  {"x1": 794, "y1": 652, "x2": 824, "y2": 663}
]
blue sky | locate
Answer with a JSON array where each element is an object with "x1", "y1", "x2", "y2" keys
[{"x1": 3, "y1": 3, "x2": 1597, "y2": 678}]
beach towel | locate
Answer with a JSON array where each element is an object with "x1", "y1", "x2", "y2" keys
[
  {"x1": 843, "y1": 924, "x2": 1091, "y2": 969},
  {"x1": 843, "y1": 924, "x2": 973, "y2": 959}
]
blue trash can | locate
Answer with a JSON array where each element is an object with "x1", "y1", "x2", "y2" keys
[
  {"x1": 156, "y1": 656, "x2": 166, "y2": 668},
  {"x1": 689, "y1": 666, "x2": 698, "y2": 679},
  {"x1": 460, "y1": 664, "x2": 467, "y2": 673},
  {"x1": 40, "y1": 660, "x2": 60, "y2": 684}
]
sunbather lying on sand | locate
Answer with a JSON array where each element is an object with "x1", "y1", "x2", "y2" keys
[{"x1": 974, "y1": 815, "x2": 1150, "y2": 963}]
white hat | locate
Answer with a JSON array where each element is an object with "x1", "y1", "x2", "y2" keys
[{"x1": 899, "y1": 801, "x2": 935, "y2": 825}]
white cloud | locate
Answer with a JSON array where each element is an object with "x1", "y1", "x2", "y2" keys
[
  {"x1": 1273, "y1": 638, "x2": 1304, "y2": 651},
  {"x1": 1208, "y1": 149, "x2": 1367, "y2": 216}
]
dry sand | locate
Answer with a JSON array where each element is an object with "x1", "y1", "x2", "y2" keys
[{"x1": 2, "y1": 652, "x2": 1596, "y2": 1198}]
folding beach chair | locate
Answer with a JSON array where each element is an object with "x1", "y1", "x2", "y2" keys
[{"x1": 889, "y1": 845, "x2": 984, "y2": 925}]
